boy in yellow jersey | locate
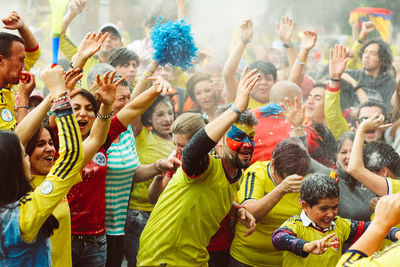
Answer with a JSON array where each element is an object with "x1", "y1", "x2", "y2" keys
[
  {"x1": 337, "y1": 193, "x2": 400, "y2": 267},
  {"x1": 137, "y1": 67, "x2": 259, "y2": 266},
  {"x1": 272, "y1": 173, "x2": 400, "y2": 267}
]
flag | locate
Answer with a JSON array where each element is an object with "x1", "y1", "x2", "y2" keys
[{"x1": 349, "y1": 7, "x2": 393, "y2": 42}]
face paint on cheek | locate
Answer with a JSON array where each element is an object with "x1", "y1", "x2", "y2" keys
[
  {"x1": 88, "y1": 114, "x2": 96, "y2": 118},
  {"x1": 226, "y1": 124, "x2": 255, "y2": 152}
]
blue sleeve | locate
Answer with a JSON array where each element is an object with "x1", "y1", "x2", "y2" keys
[{"x1": 272, "y1": 227, "x2": 308, "y2": 257}]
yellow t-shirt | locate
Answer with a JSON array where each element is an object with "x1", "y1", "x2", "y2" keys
[
  {"x1": 31, "y1": 175, "x2": 72, "y2": 267},
  {"x1": 19, "y1": 114, "x2": 83, "y2": 243},
  {"x1": 128, "y1": 127, "x2": 174, "y2": 211},
  {"x1": 0, "y1": 48, "x2": 41, "y2": 131},
  {"x1": 248, "y1": 95, "x2": 268, "y2": 110},
  {"x1": 336, "y1": 241, "x2": 400, "y2": 267},
  {"x1": 137, "y1": 154, "x2": 240, "y2": 266},
  {"x1": 230, "y1": 161, "x2": 302, "y2": 267},
  {"x1": 280, "y1": 215, "x2": 352, "y2": 267}
]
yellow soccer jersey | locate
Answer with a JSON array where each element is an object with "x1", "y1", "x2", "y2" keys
[
  {"x1": 19, "y1": 114, "x2": 83, "y2": 243},
  {"x1": 278, "y1": 215, "x2": 352, "y2": 267},
  {"x1": 230, "y1": 161, "x2": 302, "y2": 267},
  {"x1": 386, "y1": 177, "x2": 400, "y2": 194},
  {"x1": 248, "y1": 95, "x2": 268, "y2": 110},
  {"x1": 128, "y1": 126, "x2": 174, "y2": 211},
  {"x1": 31, "y1": 175, "x2": 72, "y2": 267},
  {"x1": 336, "y1": 241, "x2": 400, "y2": 267},
  {"x1": 0, "y1": 87, "x2": 16, "y2": 131},
  {"x1": 137, "y1": 154, "x2": 240, "y2": 266}
]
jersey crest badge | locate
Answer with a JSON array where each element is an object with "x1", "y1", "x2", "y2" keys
[
  {"x1": 40, "y1": 181, "x2": 53, "y2": 195},
  {"x1": 93, "y1": 152, "x2": 107, "y2": 166},
  {"x1": 1, "y1": 108, "x2": 13, "y2": 122}
]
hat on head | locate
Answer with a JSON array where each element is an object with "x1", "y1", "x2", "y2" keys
[{"x1": 99, "y1": 23, "x2": 122, "y2": 38}]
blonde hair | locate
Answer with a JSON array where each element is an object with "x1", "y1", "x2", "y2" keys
[{"x1": 172, "y1": 112, "x2": 206, "y2": 139}]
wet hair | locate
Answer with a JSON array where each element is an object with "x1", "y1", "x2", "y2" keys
[
  {"x1": 172, "y1": 112, "x2": 205, "y2": 139},
  {"x1": 108, "y1": 48, "x2": 139, "y2": 67},
  {"x1": 26, "y1": 124, "x2": 55, "y2": 156},
  {"x1": 356, "y1": 100, "x2": 387, "y2": 121},
  {"x1": 359, "y1": 39, "x2": 392, "y2": 74},
  {"x1": 300, "y1": 173, "x2": 339, "y2": 207},
  {"x1": 142, "y1": 94, "x2": 175, "y2": 127},
  {"x1": 248, "y1": 61, "x2": 277, "y2": 82},
  {"x1": 86, "y1": 63, "x2": 115, "y2": 89},
  {"x1": 216, "y1": 104, "x2": 258, "y2": 126},
  {"x1": 272, "y1": 137, "x2": 310, "y2": 179},
  {"x1": 0, "y1": 32, "x2": 24, "y2": 58},
  {"x1": 73, "y1": 89, "x2": 99, "y2": 114},
  {"x1": 309, "y1": 122, "x2": 336, "y2": 166},
  {"x1": 0, "y1": 131, "x2": 31, "y2": 206},
  {"x1": 312, "y1": 82, "x2": 327, "y2": 90},
  {"x1": 186, "y1": 72, "x2": 211, "y2": 105},
  {"x1": 363, "y1": 142, "x2": 400, "y2": 177}
]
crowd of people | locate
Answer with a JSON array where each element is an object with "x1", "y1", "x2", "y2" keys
[{"x1": 2, "y1": 0, "x2": 400, "y2": 266}]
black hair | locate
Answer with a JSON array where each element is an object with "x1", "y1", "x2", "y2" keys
[
  {"x1": 141, "y1": 94, "x2": 175, "y2": 127},
  {"x1": 356, "y1": 99, "x2": 387, "y2": 121},
  {"x1": 0, "y1": 32, "x2": 24, "y2": 58},
  {"x1": 0, "y1": 131, "x2": 31, "y2": 206},
  {"x1": 26, "y1": 124, "x2": 55, "y2": 157},
  {"x1": 312, "y1": 82, "x2": 327, "y2": 90},
  {"x1": 108, "y1": 48, "x2": 140, "y2": 67},
  {"x1": 363, "y1": 142, "x2": 400, "y2": 177},
  {"x1": 272, "y1": 137, "x2": 310, "y2": 179},
  {"x1": 359, "y1": 39, "x2": 392, "y2": 74},
  {"x1": 73, "y1": 89, "x2": 99, "y2": 114},
  {"x1": 248, "y1": 61, "x2": 277, "y2": 82},
  {"x1": 300, "y1": 173, "x2": 339, "y2": 207},
  {"x1": 309, "y1": 122, "x2": 336, "y2": 166},
  {"x1": 336, "y1": 131, "x2": 355, "y2": 156}
]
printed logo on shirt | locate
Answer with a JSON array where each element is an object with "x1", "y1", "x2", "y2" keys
[
  {"x1": 330, "y1": 236, "x2": 340, "y2": 250},
  {"x1": 93, "y1": 152, "x2": 107, "y2": 166},
  {"x1": 0, "y1": 108, "x2": 13, "y2": 122},
  {"x1": 40, "y1": 181, "x2": 53, "y2": 195}
]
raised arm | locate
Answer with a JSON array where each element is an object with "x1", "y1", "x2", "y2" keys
[
  {"x1": 223, "y1": 19, "x2": 253, "y2": 102},
  {"x1": 19, "y1": 65, "x2": 84, "y2": 242},
  {"x1": 276, "y1": 16, "x2": 296, "y2": 68},
  {"x1": 337, "y1": 194, "x2": 400, "y2": 266},
  {"x1": 346, "y1": 21, "x2": 375, "y2": 69},
  {"x1": 61, "y1": 0, "x2": 86, "y2": 35},
  {"x1": 176, "y1": 0, "x2": 186, "y2": 21},
  {"x1": 71, "y1": 32, "x2": 108, "y2": 69},
  {"x1": 324, "y1": 44, "x2": 351, "y2": 140},
  {"x1": 347, "y1": 114, "x2": 391, "y2": 196},
  {"x1": 2, "y1": 11, "x2": 38, "y2": 50},
  {"x1": 15, "y1": 72, "x2": 36, "y2": 124},
  {"x1": 288, "y1": 30, "x2": 317, "y2": 87},
  {"x1": 81, "y1": 71, "x2": 121, "y2": 167}
]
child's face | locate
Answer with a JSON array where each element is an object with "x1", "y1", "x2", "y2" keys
[{"x1": 302, "y1": 197, "x2": 339, "y2": 229}]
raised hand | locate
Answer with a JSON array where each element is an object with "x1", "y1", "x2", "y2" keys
[
  {"x1": 68, "y1": 0, "x2": 86, "y2": 17},
  {"x1": 360, "y1": 21, "x2": 375, "y2": 40},
  {"x1": 64, "y1": 68, "x2": 83, "y2": 97},
  {"x1": 301, "y1": 30, "x2": 317, "y2": 51},
  {"x1": 41, "y1": 65, "x2": 67, "y2": 97},
  {"x1": 95, "y1": 70, "x2": 126, "y2": 106},
  {"x1": 282, "y1": 97, "x2": 304, "y2": 129},
  {"x1": 358, "y1": 113, "x2": 391, "y2": 133},
  {"x1": 329, "y1": 44, "x2": 350, "y2": 80},
  {"x1": 77, "y1": 32, "x2": 109, "y2": 59},
  {"x1": 237, "y1": 208, "x2": 256, "y2": 237},
  {"x1": 240, "y1": 19, "x2": 254, "y2": 42},
  {"x1": 148, "y1": 75, "x2": 173, "y2": 95},
  {"x1": 234, "y1": 66, "x2": 260, "y2": 112},
  {"x1": 2, "y1": 11, "x2": 24, "y2": 30},
  {"x1": 276, "y1": 174, "x2": 303, "y2": 194},
  {"x1": 374, "y1": 194, "x2": 400, "y2": 232},
  {"x1": 303, "y1": 233, "x2": 339, "y2": 255},
  {"x1": 276, "y1": 16, "x2": 295, "y2": 44}
]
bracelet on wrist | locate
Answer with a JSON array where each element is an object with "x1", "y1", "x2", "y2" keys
[
  {"x1": 329, "y1": 77, "x2": 341, "y2": 82},
  {"x1": 241, "y1": 37, "x2": 251, "y2": 44},
  {"x1": 291, "y1": 125, "x2": 303, "y2": 131},
  {"x1": 231, "y1": 105, "x2": 242, "y2": 117},
  {"x1": 283, "y1": 42, "x2": 294, "y2": 48},
  {"x1": 17, "y1": 106, "x2": 29, "y2": 109},
  {"x1": 69, "y1": 62, "x2": 83, "y2": 73},
  {"x1": 357, "y1": 39, "x2": 364, "y2": 44},
  {"x1": 97, "y1": 110, "x2": 114, "y2": 120},
  {"x1": 296, "y1": 58, "x2": 306, "y2": 65}
]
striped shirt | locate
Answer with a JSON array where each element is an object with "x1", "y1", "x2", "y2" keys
[{"x1": 105, "y1": 125, "x2": 139, "y2": 235}]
